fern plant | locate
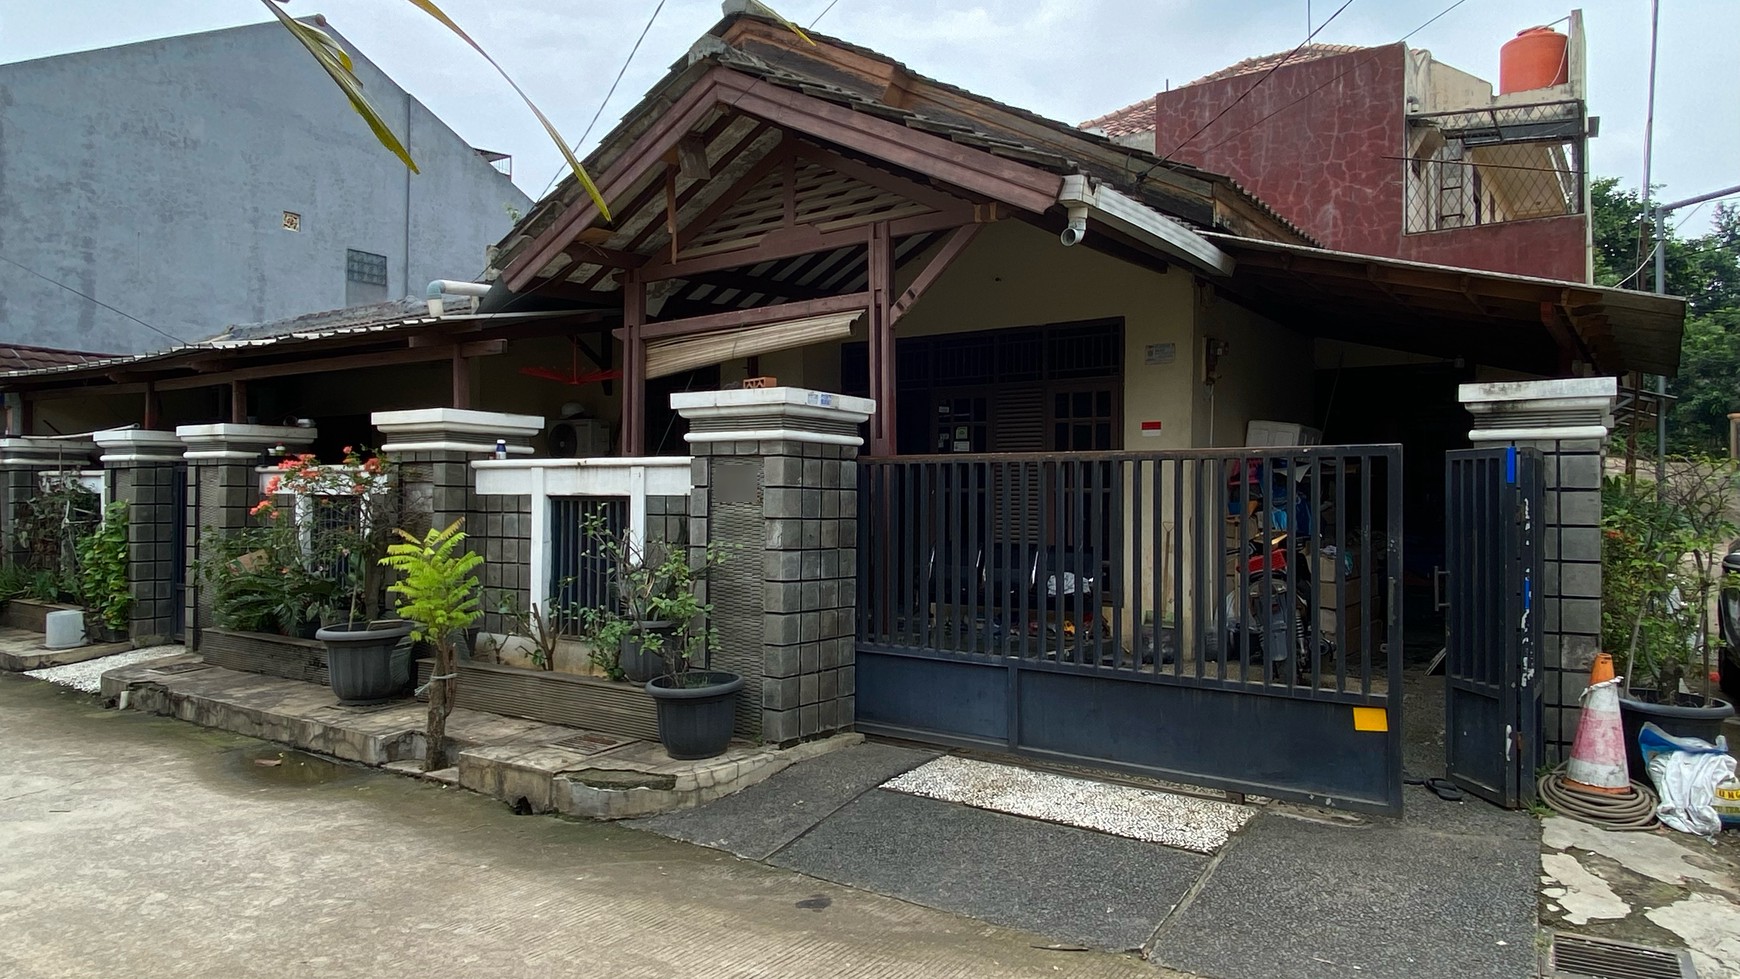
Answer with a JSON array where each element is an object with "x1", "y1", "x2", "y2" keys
[
  {"x1": 380, "y1": 519, "x2": 482, "y2": 771},
  {"x1": 77, "y1": 501, "x2": 132, "y2": 633}
]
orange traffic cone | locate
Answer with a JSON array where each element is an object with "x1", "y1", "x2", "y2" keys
[{"x1": 1564, "y1": 653, "x2": 1629, "y2": 794}]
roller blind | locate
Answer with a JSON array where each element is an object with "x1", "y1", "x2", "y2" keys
[{"x1": 644, "y1": 309, "x2": 863, "y2": 379}]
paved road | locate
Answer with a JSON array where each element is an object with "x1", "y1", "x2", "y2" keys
[{"x1": 0, "y1": 674, "x2": 1171, "y2": 979}]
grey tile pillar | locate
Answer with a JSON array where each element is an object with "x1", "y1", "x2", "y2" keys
[
  {"x1": 374, "y1": 409, "x2": 543, "y2": 640},
  {"x1": 93, "y1": 430, "x2": 187, "y2": 646},
  {"x1": 673, "y1": 388, "x2": 876, "y2": 746},
  {"x1": 176, "y1": 424, "x2": 316, "y2": 648},
  {"x1": 0, "y1": 438, "x2": 99, "y2": 567},
  {"x1": 1461, "y1": 378, "x2": 1617, "y2": 761}
]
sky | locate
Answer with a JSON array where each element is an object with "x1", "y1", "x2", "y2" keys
[{"x1": 3, "y1": 0, "x2": 1735, "y2": 233}]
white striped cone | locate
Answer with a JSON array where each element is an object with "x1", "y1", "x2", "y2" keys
[{"x1": 1565, "y1": 676, "x2": 1629, "y2": 793}]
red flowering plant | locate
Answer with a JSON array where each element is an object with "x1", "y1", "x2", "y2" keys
[{"x1": 199, "y1": 447, "x2": 400, "y2": 636}]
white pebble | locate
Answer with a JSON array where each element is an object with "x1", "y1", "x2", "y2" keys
[{"x1": 24, "y1": 647, "x2": 189, "y2": 694}]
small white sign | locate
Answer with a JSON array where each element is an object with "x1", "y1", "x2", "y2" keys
[{"x1": 1145, "y1": 342, "x2": 1176, "y2": 366}]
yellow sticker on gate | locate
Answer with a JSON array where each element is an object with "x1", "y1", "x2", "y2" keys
[{"x1": 1352, "y1": 707, "x2": 1388, "y2": 732}]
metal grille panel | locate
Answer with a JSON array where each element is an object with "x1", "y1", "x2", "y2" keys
[{"x1": 1549, "y1": 933, "x2": 1696, "y2": 979}]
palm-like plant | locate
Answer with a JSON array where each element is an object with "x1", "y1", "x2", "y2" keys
[
  {"x1": 265, "y1": 0, "x2": 815, "y2": 223},
  {"x1": 380, "y1": 520, "x2": 482, "y2": 771}
]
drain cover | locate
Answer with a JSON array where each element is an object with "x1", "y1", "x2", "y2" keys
[
  {"x1": 547, "y1": 732, "x2": 624, "y2": 751},
  {"x1": 1550, "y1": 932, "x2": 1696, "y2": 979},
  {"x1": 149, "y1": 663, "x2": 212, "y2": 675}
]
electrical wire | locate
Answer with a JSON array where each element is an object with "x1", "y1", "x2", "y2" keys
[
  {"x1": 1157, "y1": 0, "x2": 1357, "y2": 163},
  {"x1": 536, "y1": 0, "x2": 670, "y2": 199},
  {"x1": 809, "y1": 0, "x2": 842, "y2": 28},
  {"x1": 1188, "y1": 0, "x2": 1474, "y2": 159},
  {"x1": 0, "y1": 254, "x2": 187, "y2": 346}
]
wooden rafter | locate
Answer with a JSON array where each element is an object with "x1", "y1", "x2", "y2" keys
[
  {"x1": 890, "y1": 224, "x2": 980, "y2": 323},
  {"x1": 639, "y1": 211, "x2": 966, "y2": 281},
  {"x1": 633, "y1": 291, "x2": 870, "y2": 342},
  {"x1": 673, "y1": 138, "x2": 795, "y2": 253}
]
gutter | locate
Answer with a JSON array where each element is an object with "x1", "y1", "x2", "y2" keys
[{"x1": 1056, "y1": 174, "x2": 1235, "y2": 276}]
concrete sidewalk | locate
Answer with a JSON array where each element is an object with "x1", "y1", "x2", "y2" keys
[
  {"x1": 635, "y1": 743, "x2": 1543, "y2": 979},
  {"x1": 0, "y1": 673, "x2": 1176, "y2": 979}
]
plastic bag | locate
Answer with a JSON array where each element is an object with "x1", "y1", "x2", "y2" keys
[{"x1": 1639, "y1": 722, "x2": 1737, "y2": 837}]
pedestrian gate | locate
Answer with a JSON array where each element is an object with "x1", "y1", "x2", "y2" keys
[
  {"x1": 1443, "y1": 447, "x2": 1544, "y2": 807},
  {"x1": 856, "y1": 447, "x2": 1405, "y2": 813}
]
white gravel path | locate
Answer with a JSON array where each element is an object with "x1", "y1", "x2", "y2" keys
[
  {"x1": 24, "y1": 647, "x2": 189, "y2": 694},
  {"x1": 881, "y1": 755, "x2": 1257, "y2": 854}
]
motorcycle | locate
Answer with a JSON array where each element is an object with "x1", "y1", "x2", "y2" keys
[{"x1": 1220, "y1": 458, "x2": 1334, "y2": 682}]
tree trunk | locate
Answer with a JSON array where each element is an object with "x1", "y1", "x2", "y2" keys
[{"x1": 423, "y1": 639, "x2": 457, "y2": 772}]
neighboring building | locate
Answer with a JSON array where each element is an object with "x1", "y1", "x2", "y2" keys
[
  {"x1": 1083, "y1": 14, "x2": 1591, "y2": 282},
  {"x1": 0, "y1": 19, "x2": 531, "y2": 355}
]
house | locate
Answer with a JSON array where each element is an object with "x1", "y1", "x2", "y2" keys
[
  {"x1": 0, "y1": 4, "x2": 1685, "y2": 813},
  {"x1": 0, "y1": 19, "x2": 530, "y2": 358},
  {"x1": 1081, "y1": 13, "x2": 1592, "y2": 283}
]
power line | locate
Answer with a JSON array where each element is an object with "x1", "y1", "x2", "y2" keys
[
  {"x1": 1188, "y1": 0, "x2": 1474, "y2": 159},
  {"x1": 1157, "y1": 0, "x2": 1357, "y2": 163},
  {"x1": 810, "y1": 0, "x2": 842, "y2": 28},
  {"x1": 0, "y1": 255, "x2": 187, "y2": 346},
  {"x1": 537, "y1": 0, "x2": 669, "y2": 200}
]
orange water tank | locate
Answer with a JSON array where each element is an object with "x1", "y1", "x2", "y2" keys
[{"x1": 1500, "y1": 26, "x2": 1569, "y2": 94}]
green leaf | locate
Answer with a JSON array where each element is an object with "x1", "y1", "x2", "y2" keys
[
  {"x1": 397, "y1": 0, "x2": 611, "y2": 221},
  {"x1": 260, "y1": 1, "x2": 420, "y2": 173}
]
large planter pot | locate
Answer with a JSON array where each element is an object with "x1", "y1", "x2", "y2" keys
[
  {"x1": 317, "y1": 620, "x2": 415, "y2": 705},
  {"x1": 1619, "y1": 692, "x2": 1736, "y2": 781},
  {"x1": 644, "y1": 670, "x2": 744, "y2": 760},
  {"x1": 618, "y1": 621, "x2": 674, "y2": 683}
]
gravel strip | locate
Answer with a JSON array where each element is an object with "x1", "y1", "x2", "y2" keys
[
  {"x1": 24, "y1": 647, "x2": 190, "y2": 694},
  {"x1": 882, "y1": 754, "x2": 1256, "y2": 854}
]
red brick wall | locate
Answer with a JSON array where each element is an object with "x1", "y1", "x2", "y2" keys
[{"x1": 1151, "y1": 43, "x2": 1586, "y2": 282}]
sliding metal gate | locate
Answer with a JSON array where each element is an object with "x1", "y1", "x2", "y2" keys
[
  {"x1": 857, "y1": 446, "x2": 1405, "y2": 813},
  {"x1": 1443, "y1": 446, "x2": 1544, "y2": 808}
]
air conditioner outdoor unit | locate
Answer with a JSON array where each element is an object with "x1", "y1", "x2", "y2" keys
[{"x1": 547, "y1": 419, "x2": 611, "y2": 458}]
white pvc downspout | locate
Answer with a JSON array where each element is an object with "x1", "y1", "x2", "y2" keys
[
  {"x1": 1055, "y1": 174, "x2": 1235, "y2": 277},
  {"x1": 426, "y1": 279, "x2": 491, "y2": 317}
]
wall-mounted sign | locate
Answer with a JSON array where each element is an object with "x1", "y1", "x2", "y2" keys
[
  {"x1": 1144, "y1": 342, "x2": 1176, "y2": 366},
  {"x1": 1140, "y1": 420, "x2": 1164, "y2": 438}
]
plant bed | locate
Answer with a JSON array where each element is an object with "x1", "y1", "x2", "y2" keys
[
  {"x1": 2, "y1": 598, "x2": 82, "y2": 634},
  {"x1": 200, "y1": 627, "x2": 329, "y2": 686},
  {"x1": 414, "y1": 658, "x2": 659, "y2": 742}
]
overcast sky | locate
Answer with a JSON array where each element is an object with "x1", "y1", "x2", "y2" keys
[{"x1": 4, "y1": 1, "x2": 1734, "y2": 233}]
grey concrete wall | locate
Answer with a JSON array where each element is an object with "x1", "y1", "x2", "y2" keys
[
  {"x1": 1532, "y1": 438, "x2": 1605, "y2": 761},
  {"x1": 0, "y1": 20, "x2": 529, "y2": 355},
  {"x1": 112, "y1": 465, "x2": 182, "y2": 645}
]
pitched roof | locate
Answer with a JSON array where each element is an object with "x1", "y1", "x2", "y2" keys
[
  {"x1": 0, "y1": 343, "x2": 115, "y2": 372},
  {"x1": 1189, "y1": 43, "x2": 1368, "y2": 85},
  {"x1": 1080, "y1": 95, "x2": 1157, "y2": 138},
  {"x1": 491, "y1": 10, "x2": 1319, "y2": 282}
]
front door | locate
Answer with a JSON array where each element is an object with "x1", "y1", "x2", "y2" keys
[{"x1": 1443, "y1": 446, "x2": 1544, "y2": 807}]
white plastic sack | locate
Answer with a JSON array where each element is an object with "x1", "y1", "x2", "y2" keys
[{"x1": 1640, "y1": 722, "x2": 1737, "y2": 838}]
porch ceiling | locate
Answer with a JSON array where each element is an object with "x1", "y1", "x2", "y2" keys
[{"x1": 1207, "y1": 234, "x2": 1686, "y2": 378}]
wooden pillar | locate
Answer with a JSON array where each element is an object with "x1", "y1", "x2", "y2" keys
[
  {"x1": 143, "y1": 381, "x2": 161, "y2": 430},
  {"x1": 867, "y1": 221, "x2": 896, "y2": 456},
  {"x1": 621, "y1": 273, "x2": 647, "y2": 457},
  {"x1": 451, "y1": 350, "x2": 472, "y2": 409},
  {"x1": 228, "y1": 380, "x2": 247, "y2": 424}
]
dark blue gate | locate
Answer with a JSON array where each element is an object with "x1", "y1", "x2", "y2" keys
[
  {"x1": 857, "y1": 446, "x2": 1405, "y2": 813},
  {"x1": 1443, "y1": 446, "x2": 1544, "y2": 808}
]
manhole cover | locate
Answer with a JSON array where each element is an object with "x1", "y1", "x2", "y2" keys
[
  {"x1": 149, "y1": 663, "x2": 212, "y2": 675},
  {"x1": 1550, "y1": 932, "x2": 1696, "y2": 979},
  {"x1": 547, "y1": 732, "x2": 624, "y2": 751}
]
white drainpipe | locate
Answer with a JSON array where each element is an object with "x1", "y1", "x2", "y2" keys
[{"x1": 426, "y1": 279, "x2": 491, "y2": 317}]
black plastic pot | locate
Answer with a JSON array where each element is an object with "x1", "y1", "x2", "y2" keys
[
  {"x1": 644, "y1": 670, "x2": 743, "y2": 760},
  {"x1": 1618, "y1": 692, "x2": 1735, "y2": 781},
  {"x1": 618, "y1": 621, "x2": 673, "y2": 683},
  {"x1": 318, "y1": 619, "x2": 415, "y2": 705}
]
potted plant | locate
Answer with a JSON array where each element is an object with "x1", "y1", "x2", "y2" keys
[
  {"x1": 76, "y1": 500, "x2": 132, "y2": 642},
  {"x1": 1602, "y1": 460, "x2": 1738, "y2": 775},
  {"x1": 640, "y1": 538, "x2": 738, "y2": 760},
  {"x1": 577, "y1": 511, "x2": 681, "y2": 683},
  {"x1": 256, "y1": 448, "x2": 411, "y2": 704},
  {"x1": 380, "y1": 519, "x2": 482, "y2": 771}
]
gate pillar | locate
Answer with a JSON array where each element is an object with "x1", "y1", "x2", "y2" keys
[
  {"x1": 175, "y1": 424, "x2": 316, "y2": 648},
  {"x1": 93, "y1": 430, "x2": 186, "y2": 646},
  {"x1": 673, "y1": 388, "x2": 876, "y2": 745},
  {"x1": 1459, "y1": 377, "x2": 1617, "y2": 761}
]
